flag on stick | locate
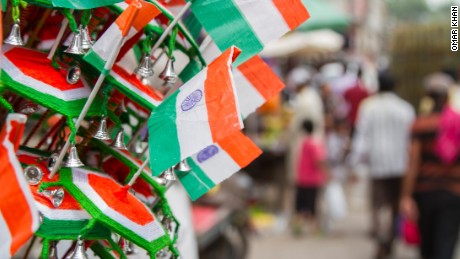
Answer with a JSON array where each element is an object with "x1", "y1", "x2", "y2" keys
[
  {"x1": 201, "y1": 39, "x2": 285, "y2": 118},
  {"x1": 84, "y1": 0, "x2": 161, "y2": 71},
  {"x1": 148, "y1": 46, "x2": 243, "y2": 175},
  {"x1": 179, "y1": 131, "x2": 262, "y2": 200},
  {"x1": 191, "y1": 0, "x2": 310, "y2": 66}
]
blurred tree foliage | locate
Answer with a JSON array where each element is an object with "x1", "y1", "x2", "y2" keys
[{"x1": 387, "y1": 0, "x2": 450, "y2": 22}]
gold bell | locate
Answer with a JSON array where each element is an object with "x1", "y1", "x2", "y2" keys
[
  {"x1": 80, "y1": 25, "x2": 93, "y2": 50},
  {"x1": 63, "y1": 143, "x2": 85, "y2": 168},
  {"x1": 159, "y1": 58, "x2": 177, "y2": 88},
  {"x1": 4, "y1": 21, "x2": 24, "y2": 46},
  {"x1": 64, "y1": 30, "x2": 85, "y2": 55},
  {"x1": 37, "y1": 188, "x2": 65, "y2": 208},
  {"x1": 48, "y1": 241, "x2": 58, "y2": 259},
  {"x1": 66, "y1": 238, "x2": 88, "y2": 259},
  {"x1": 175, "y1": 159, "x2": 191, "y2": 173},
  {"x1": 161, "y1": 167, "x2": 176, "y2": 181},
  {"x1": 135, "y1": 54, "x2": 154, "y2": 78},
  {"x1": 93, "y1": 116, "x2": 111, "y2": 140},
  {"x1": 110, "y1": 129, "x2": 128, "y2": 150}
]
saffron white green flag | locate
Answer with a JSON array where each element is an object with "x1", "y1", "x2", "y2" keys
[
  {"x1": 178, "y1": 131, "x2": 262, "y2": 200},
  {"x1": 191, "y1": 0, "x2": 310, "y2": 66},
  {"x1": 148, "y1": 46, "x2": 243, "y2": 176},
  {"x1": 201, "y1": 38, "x2": 285, "y2": 118},
  {"x1": 84, "y1": 0, "x2": 161, "y2": 71}
]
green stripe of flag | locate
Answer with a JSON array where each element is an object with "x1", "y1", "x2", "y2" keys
[
  {"x1": 51, "y1": 0, "x2": 122, "y2": 9},
  {"x1": 191, "y1": 0, "x2": 264, "y2": 66},
  {"x1": 1, "y1": 0, "x2": 6, "y2": 12},
  {"x1": 178, "y1": 158, "x2": 215, "y2": 201},
  {"x1": 83, "y1": 49, "x2": 106, "y2": 72},
  {"x1": 148, "y1": 91, "x2": 181, "y2": 175}
]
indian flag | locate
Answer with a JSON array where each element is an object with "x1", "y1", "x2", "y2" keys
[
  {"x1": 191, "y1": 0, "x2": 310, "y2": 66},
  {"x1": 60, "y1": 167, "x2": 171, "y2": 253},
  {"x1": 0, "y1": 114, "x2": 39, "y2": 257},
  {"x1": 148, "y1": 46, "x2": 243, "y2": 176},
  {"x1": 201, "y1": 38, "x2": 285, "y2": 118},
  {"x1": 17, "y1": 153, "x2": 110, "y2": 240},
  {"x1": 1, "y1": 46, "x2": 97, "y2": 118},
  {"x1": 84, "y1": 0, "x2": 161, "y2": 71},
  {"x1": 179, "y1": 131, "x2": 262, "y2": 201}
]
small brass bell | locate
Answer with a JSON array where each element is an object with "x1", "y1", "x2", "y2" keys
[
  {"x1": 48, "y1": 241, "x2": 58, "y2": 259},
  {"x1": 161, "y1": 167, "x2": 176, "y2": 181},
  {"x1": 159, "y1": 58, "x2": 177, "y2": 88},
  {"x1": 38, "y1": 188, "x2": 65, "y2": 208},
  {"x1": 174, "y1": 159, "x2": 191, "y2": 173},
  {"x1": 66, "y1": 66, "x2": 81, "y2": 85},
  {"x1": 93, "y1": 116, "x2": 111, "y2": 140},
  {"x1": 24, "y1": 165, "x2": 43, "y2": 185},
  {"x1": 64, "y1": 30, "x2": 85, "y2": 55},
  {"x1": 135, "y1": 54, "x2": 154, "y2": 78},
  {"x1": 66, "y1": 238, "x2": 88, "y2": 259},
  {"x1": 80, "y1": 25, "x2": 93, "y2": 50},
  {"x1": 110, "y1": 129, "x2": 128, "y2": 150},
  {"x1": 4, "y1": 21, "x2": 24, "y2": 46},
  {"x1": 63, "y1": 143, "x2": 85, "y2": 168}
]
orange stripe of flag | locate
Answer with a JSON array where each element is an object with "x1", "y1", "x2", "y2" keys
[
  {"x1": 218, "y1": 131, "x2": 262, "y2": 168},
  {"x1": 237, "y1": 56, "x2": 285, "y2": 101},
  {"x1": 116, "y1": 0, "x2": 161, "y2": 34},
  {"x1": 205, "y1": 46, "x2": 242, "y2": 141},
  {"x1": 0, "y1": 122, "x2": 34, "y2": 255},
  {"x1": 272, "y1": 0, "x2": 310, "y2": 30}
]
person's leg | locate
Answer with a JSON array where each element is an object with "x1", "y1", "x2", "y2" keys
[
  {"x1": 387, "y1": 177, "x2": 402, "y2": 254},
  {"x1": 432, "y1": 191, "x2": 460, "y2": 259},
  {"x1": 370, "y1": 179, "x2": 384, "y2": 238},
  {"x1": 415, "y1": 192, "x2": 436, "y2": 259},
  {"x1": 372, "y1": 178, "x2": 392, "y2": 259}
]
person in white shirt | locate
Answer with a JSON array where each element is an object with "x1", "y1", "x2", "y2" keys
[{"x1": 349, "y1": 71, "x2": 415, "y2": 259}]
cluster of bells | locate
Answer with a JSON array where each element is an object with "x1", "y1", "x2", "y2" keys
[
  {"x1": 4, "y1": 20, "x2": 93, "y2": 54},
  {"x1": 135, "y1": 53, "x2": 178, "y2": 88},
  {"x1": 46, "y1": 235, "x2": 137, "y2": 259}
]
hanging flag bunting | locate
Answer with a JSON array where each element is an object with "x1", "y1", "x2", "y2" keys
[
  {"x1": 201, "y1": 38, "x2": 285, "y2": 118},
  {"x1": 148, "y1": 46, "x2": 243, "y2": 176},
  {"x1": 59, "y1": 167, "x2": 171, "y2": 253},
  {"x1": 0, "y1": 114, "x2": 39, "y2": 257},
  {"x1": 84, "y1": 0, "x2": 161, "y2": 71},
  {"x1": 191, "y1": 0, "x2": 310, "y2": 66},
  {"x1": 50, "y1": 0, "x2": 123, "y2": 9},
  {"x1": 179, "y1": 131, "x2": 262, "y2": 200},
  {"x1": 1, "y1": 46, "x2": 98, "y2": 117}
]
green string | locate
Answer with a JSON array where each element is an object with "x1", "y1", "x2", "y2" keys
[
  {"x1": 40, "y1": 239, "x2": 50, "y2": 259},
  {"x1": 167, "y1": 27, "x2": 178, "y2": 59},
  {"x1": 0, "y1": 95, "x2": 13, "y2": 112},
  {"x1": 80, "y1": 9, "x2": 91, "y2": 27},
  {"x1": 61, "y1": 9, "x2": 78, "y2": 33},
  {"x1": 102, "y1": 85, "x2": 111, "y2": 117},
  {"x1": 67, "y1": 117, "x2": 76, "y2": 144},
  {"x1": 142, "y1": 31, "x2": 154, "y2": 54}
]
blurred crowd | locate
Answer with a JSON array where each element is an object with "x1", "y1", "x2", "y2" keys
[{"x1": 285, "y1": 62, "x2": 460, "y2": 259}]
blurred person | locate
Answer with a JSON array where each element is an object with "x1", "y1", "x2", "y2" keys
[
  {"x1": 400, "y1": 73, "x2": 460, "y2": 259},
  {"x1": 286, "y1": 66, "x2": 325, "y2": 215},
  {"x1": 343, "y1": 66, "x2": 370, "y2": 131},
  {"x1": 292, "y1": 119, "x2": 328, "y2": 236},
  {"x1": 349, "y1": 71, "x2": 415, "y2": 259}
]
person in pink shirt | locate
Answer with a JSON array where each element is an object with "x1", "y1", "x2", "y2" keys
[{"x1": 293, "y1": 119, "x2": 328, "y2": 235}]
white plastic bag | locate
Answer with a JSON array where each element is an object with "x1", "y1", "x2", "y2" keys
[{"x1": 324, "y1": 180, "x2": 347, "y2": 220}]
